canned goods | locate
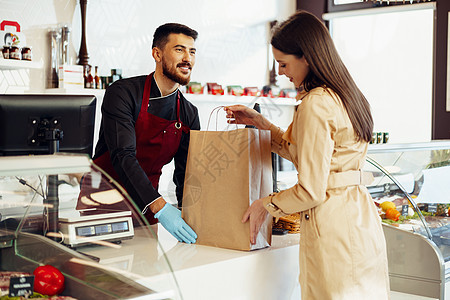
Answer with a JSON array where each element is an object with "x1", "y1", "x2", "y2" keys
[
  {"x1": 2, "y1": 46, "x2": 9, "y2": 59},
  {"x1": 10, "y1": 46, "x2": 20, "y2": 60},
  {"x1": 371, "y1": 132, "x2": 389, "y2": 144},
  {"x1": 21, "y1": 46, "x2": 32, "y2": 61},
  {"x1": 377, "y1": 132, "x2": 383, "y2": 144},
  {"x1": 371, "y1": 132, "x2": 377, "y2": 144}
]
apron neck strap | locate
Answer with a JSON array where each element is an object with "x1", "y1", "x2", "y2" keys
[{"x1": 143, "y1": 72, "x2": 182, "y2": 123}]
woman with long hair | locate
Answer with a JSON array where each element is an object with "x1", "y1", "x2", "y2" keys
[{"x1": 225, "y1": 10, "x2": 389, "y2": 299}]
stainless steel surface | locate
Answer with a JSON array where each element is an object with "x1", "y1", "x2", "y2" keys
[
  {"x1": 60, "y1": 25, "x2": 70, "y2": 65},
  {"x1": 383, "y1": 224, "x2": 444, "y2": 299},
  {"x1": 48, "y1": 28, "x2": 61, "y2": 88}
]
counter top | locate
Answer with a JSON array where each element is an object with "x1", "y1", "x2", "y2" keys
[
  {"x1": 83, "y1": 224, "x2": 301, "y2": 300},
  {"x1": 82, "y1": 224, "x2": 439, "y2": 300}
]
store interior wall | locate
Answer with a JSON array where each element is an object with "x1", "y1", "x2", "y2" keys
[
  {"x1": 310, "y1": 0, "x2": 450, "y2": 142},
  {"x1": 330, "y1": 7, "x2": 434, "y2": 143},
  {"x1": 0, "y1": 0, "x2": 296, "y2": 93},
  {"x1": 2, "y1": 0, "x2": 448, "y2": 143}
]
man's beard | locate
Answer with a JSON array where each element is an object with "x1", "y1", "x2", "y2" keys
[{"x1": 162, "y1": 58, "x2": 191, "y2": 86}]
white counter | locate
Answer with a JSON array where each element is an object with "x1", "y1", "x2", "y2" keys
[
  {"x1": 156, "y1": 224, "x2": 301, "y2": 300},
  {"x1": 84, "y1": 224, "x2": 301, "y2": 300},
  {"x1": 82, "y1": 224, "x2": 439, "y2": 300}
]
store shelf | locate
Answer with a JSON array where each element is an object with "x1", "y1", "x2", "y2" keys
[
  {"x1": 185, "y1": 93, "x2": 298, "y2": 106},
  {"x1": 184, "y1": 93, "x2": 298, "y2": 131},
  {"x1": 0, "y1": 58, "x2": 43, "y2": 70},
  {"x1": 43, "y1": 88, "x2": 104, "y2": 95}
]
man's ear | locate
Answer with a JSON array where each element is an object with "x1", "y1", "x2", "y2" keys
[{"x1": 152, "y1": 47, "x2": 162, "y2": 63}]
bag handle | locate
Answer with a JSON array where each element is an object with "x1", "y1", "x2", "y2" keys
[{"x1": 206, "y1": 106, "x2": 238, "y2": 131}]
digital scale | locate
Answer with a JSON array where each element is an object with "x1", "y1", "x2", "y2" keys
[{"x1": 59, "y1": 210, "x2": 134, "y2": 248}]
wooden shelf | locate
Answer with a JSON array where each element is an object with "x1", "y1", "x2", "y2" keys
[{"x1": 0, "y1": 58, "x2": 43, "y2": 70}]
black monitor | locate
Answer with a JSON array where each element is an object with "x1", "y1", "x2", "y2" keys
[{"x1": 0, "y1": 94, "x2": 96, "y2": 157}]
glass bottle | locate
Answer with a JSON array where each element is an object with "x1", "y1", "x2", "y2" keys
[
  {"x1": 85, "y1": 65, "x2": 94, "y2": 89},
  {"x1": 83, "y1": 65, "x2": 88, "y2": 88},
  {"x1": 94, "y1": 66, "x2": 100, "y2": 89}
]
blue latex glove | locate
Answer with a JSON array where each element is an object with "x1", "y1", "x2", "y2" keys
[{"x1": 155, "y1": 203, "x2": 197, "y2": 244}]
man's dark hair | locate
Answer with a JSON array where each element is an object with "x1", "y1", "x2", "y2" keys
[{"x1": 152, "y1": 23, "x2": 198, "y2": 49}]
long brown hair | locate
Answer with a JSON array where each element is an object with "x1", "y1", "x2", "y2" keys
[{"x1": 271, "y1": 10, "x2": 373, "y2": 142}]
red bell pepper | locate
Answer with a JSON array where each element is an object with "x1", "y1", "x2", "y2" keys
[{"x1": 33, "y1": 265, "x2": 65, "y2": 296}]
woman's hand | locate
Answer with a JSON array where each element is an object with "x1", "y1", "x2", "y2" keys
[
  {"x1": 242, "y1": 198, "x2": 269, "y2": 245},
  {"x1": 224, "y1": 105, "x2": 271, "y2": 130}
]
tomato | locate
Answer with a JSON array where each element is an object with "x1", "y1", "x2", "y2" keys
[
  {"x1": 385, "y1": 208, "x2": 400, "y2": 222},
  {"x1": 33, "y1": 265, "x2": 65, "y2": 296}
]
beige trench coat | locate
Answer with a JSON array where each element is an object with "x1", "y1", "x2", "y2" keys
[{"x1": 262, "y1": 87, "x2": 390, "y2": 300}]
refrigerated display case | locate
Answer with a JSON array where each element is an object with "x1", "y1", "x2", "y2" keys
[
  {"x1": 364, "y1": 141, "x2": 450, "y2": 300},
  {"x1": 0, "y1": 154, "x2": 182, "y2": 299}
]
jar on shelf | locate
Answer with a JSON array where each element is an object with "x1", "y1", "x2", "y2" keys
[
  {"x1": 370, "y1": 132, "x2": 377, "y2": 144},
  {"x1": 10, "y1": 46, "x2": 20, "y2": 60},
  {"x1": 21, "y1": 46, "x2": 32, "y2": 61},
  {"x1": 376, "y1": 132, "x2": 383, "y2": 144},
  {"x1": 2, "y1": 46, "x2": 9, "y2": 59}
]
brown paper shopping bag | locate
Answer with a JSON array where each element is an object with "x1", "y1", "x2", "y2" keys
[{"x1": 182, "y1": 127, "x2": 273, "y2": 251}]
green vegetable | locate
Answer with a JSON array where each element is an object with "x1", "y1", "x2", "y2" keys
[{"x1": 0, "y1": 292, "x2": 46, "y2": 299}]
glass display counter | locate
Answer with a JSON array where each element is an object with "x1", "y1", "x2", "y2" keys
[
  {"x1": 0, "y1": 154, "x2": 181, "y2": 299},
  {"x1": 364, "y1": 141, "x2": 450, "y2": 300}
]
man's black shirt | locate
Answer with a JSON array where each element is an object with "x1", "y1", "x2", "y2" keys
[{"x1": 93, "y1": 74, "x2": 200, "y2": 210}]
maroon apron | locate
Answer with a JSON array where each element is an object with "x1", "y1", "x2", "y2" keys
[{"x1": 79, "y1": 73, "x2": 189, "y2": 224}]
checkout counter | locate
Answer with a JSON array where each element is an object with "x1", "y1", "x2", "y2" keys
[
  {"x1": 0, "y1": 154, "x2": 300, "y2": 299},
  {"x1": 1, "y1": 141, "x2": 449, "y2": 299}
]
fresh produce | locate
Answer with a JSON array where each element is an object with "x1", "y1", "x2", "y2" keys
[
  {"x1": 436, "y1": 204, "x2": 448, "y2": 216},
  {"x1": 33, "y1": 265, "x2": 64, "y2": 296},
  {"x1": 380, "y1": 201, "x2": 396, "y2": 212},
  {"x1": 0, "y1": 294, "x2": 77, "y2": 299},
  {"x1": 385, "y1": 208, "x2": 400, "y2": 221}
]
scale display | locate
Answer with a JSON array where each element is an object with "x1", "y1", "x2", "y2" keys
[
  {"x1": 76, "y1": 221, "x2": 129, "y2": 237},
  {"x1": 59, "y1": 211, "x2": 134, "y2": 247}
]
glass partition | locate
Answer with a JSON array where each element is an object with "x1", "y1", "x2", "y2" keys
[
  {"x1": 364, "y1": 141, "x2": 450, "y2": 262},
  {"x1": 0, "y1": 153, "x2": 181, "y2": 299}
]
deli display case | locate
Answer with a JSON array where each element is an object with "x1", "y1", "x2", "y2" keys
[
  {"x1": 0, "y1": 154, "x2": 182, "y2": 299},
  {"x1": 364, "y1": 141, "x2": 450, "y2": 300}
]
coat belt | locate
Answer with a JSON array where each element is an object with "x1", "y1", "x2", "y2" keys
[{"x1": 327, "y1": 170, "x2": 374, "y2": 189}]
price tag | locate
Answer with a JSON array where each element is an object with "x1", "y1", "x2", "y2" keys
[
  {"x1": 427, "y1": 203, "x2": 438, "y2": 214},
  {"x1": 9, "y1": 275, "x2": 34, "y2": 297},
  {"x1": 401, "y1": 204, "x2": 409, "y2": 216}
]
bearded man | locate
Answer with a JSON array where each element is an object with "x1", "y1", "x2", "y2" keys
[{"x1": 91, "y1": 23, "x2": 200, "y2": 243}]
